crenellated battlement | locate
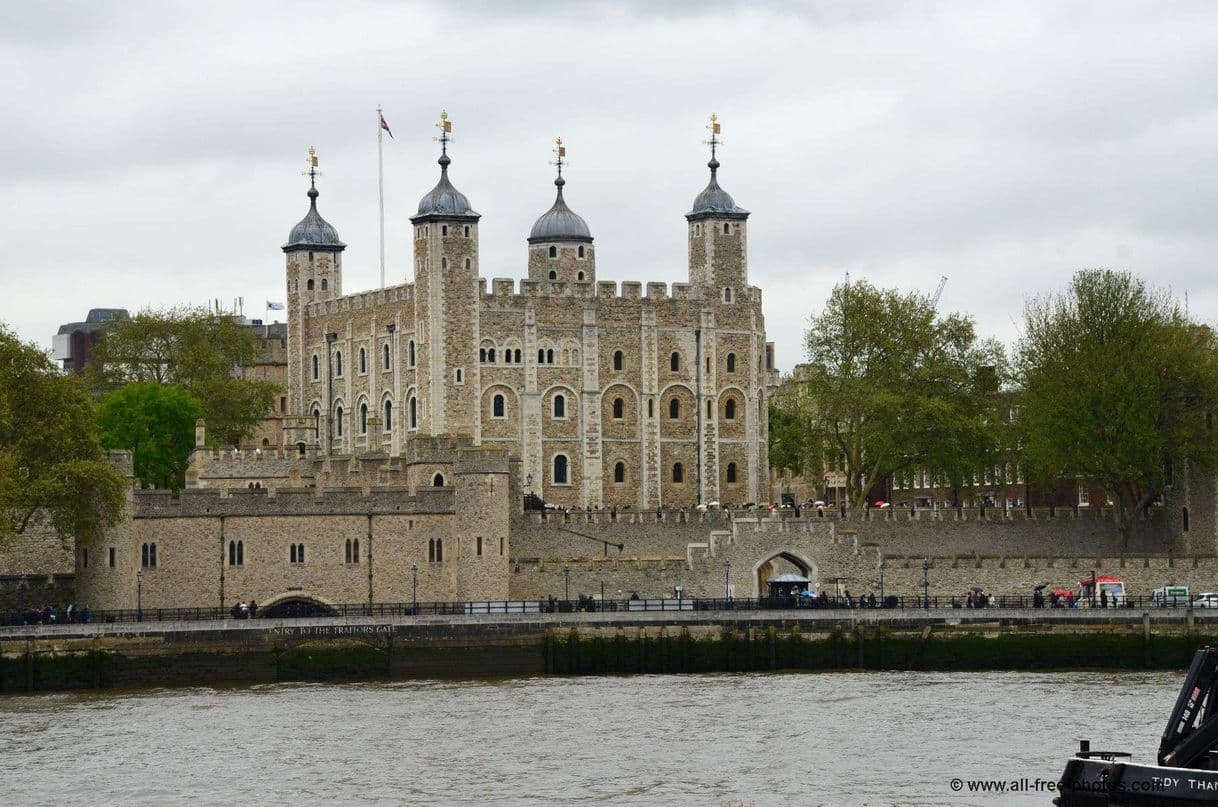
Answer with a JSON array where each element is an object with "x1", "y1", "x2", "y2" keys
[{"x1": 133, "y1": 484, "x2": 455, "y2": 518}]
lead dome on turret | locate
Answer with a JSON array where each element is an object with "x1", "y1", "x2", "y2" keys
[
  {"x1": 414, "y1": 152, "x2": 480, "y2": 221},
  {"x1": 528, "y1": 175, "x2": 592, "y2": 243},
  {"x1": 686, "y1": 157, "x2": 749, "y2": 221},
  {"x1": 284, "y1": 187, "x2": 346, "y2": 251}
]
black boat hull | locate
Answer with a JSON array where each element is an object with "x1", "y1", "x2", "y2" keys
[{"x1": 1057, "y1": 758, "x2": 1218, "y2": 806}]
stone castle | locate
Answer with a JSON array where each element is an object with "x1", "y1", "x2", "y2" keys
[{"x1": 281, "y1": 118, "x2": 777, "y2": 510}]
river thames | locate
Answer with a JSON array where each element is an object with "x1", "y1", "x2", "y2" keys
[{"x1": 0, "y1": 670, "x2": 1177, "y2": 806}]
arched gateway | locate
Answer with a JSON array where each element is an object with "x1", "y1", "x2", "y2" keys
[
  {"x1": 257, "y1": 593, "x2": 338, "y2": 619},
  {"x1": 751, "y1": 550, "x2": 818, "y2": 598}
]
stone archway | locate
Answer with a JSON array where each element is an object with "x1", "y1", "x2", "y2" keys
[
  {"x1": 750, "y1": 550, "x2": 818, "y2": 598},
  {"x1": 257, "y1": 592, "x2": 338, "y2": 619}
]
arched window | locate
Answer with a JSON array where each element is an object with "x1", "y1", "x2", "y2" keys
[
  {"x1": 1184, "y1": 506, "x2": 1191, "y2": 533},
  {"x1": 408, "y1": 341, "x2": 416, "y2": 367},
  {"x1": 141, "y1": 543, "x2": 148, "y2": 567},
  {"x1": 441, "y1": 257, "x2": 447, "y2": 270},
  {"x1": 442, "y1": 225, "x2": 448, "y2": 236},
  {"x1": 514, "y1": 349, "x2": 521, "y2": 363},
  {"x1": 670, "y1": 352, "x2": 680, "y2": 372},
  {"x1": 359, "y1": 402, "x2": 368, "y2": 434},
  {"x1": 307, "y1": 279, "x2": 315, "y2": 290},
  {"x1": 465, "y1": 258, "x2": 471, "y2": 270},
  {"x1": 345, "y1": 538, "x2": 352, "y2": 564},
  {"x1": 553, "y1": 454, "x2": 569, "y2": 485},
  {"x1": 384, "y1": 400, "x2": 392, "y2": 430},
  {"x1": 335, "y1": 405, "x2": 344, "y2": 437},
  {"x1": 359, "y1": 347, "x2": 366, "y2": 374},
  {"x1": 297, "y1": 442, "x2": 307, "y2": 456},
  {"x1": 613, "y1": 350, "x2": 623, "y2": 371},
  {"x1": 228, "y1": 540, "x2": 237, "y2": 566},
  {"x1": 548, "y1": 270, "x2": 557, "y2": 280},
  {"x1": 672, "y1": 463, "x2": 684, "y2": 483},
  {"x1": 577, "y1": 271, "x2": 584, "y2": 281},
  {"x1": 612, "y1": 397, "x2": 624, "y2": 419},
  {"x1": 435, "y1": 538, "x2": 443, "y2": 563},
  {"x1": 488, "y1": 348, "x2": 496, "y2": 363},
  {"x1": 548, "y1": 246, "x2": 557, "y2": 258},
  {"x1": 312, "y1": 355, "x2": 319, "y2": 380},
  {"x1": 707, "y1": 399, "x2": 712, "y2": 418},
  {"x1": 723, "y1": 287, "x2": 733, "y2": 303},
  {"x1": 409, "y1": 397, "x2": 417, "y2": 429},
  {"x1": 578, "y1": 245, "x2": 585, "y2": 258},
  {"x1": 493, "y1": 394, "x2": 505, "y2": 418},
  {"x1": 383, "y1": 343, "x2": 391, "y2": 370},
  {"x1": 335, "y1": 351, "x2": 343, "y2": 377},
  {"x1": 727, "y1": 462, "x2": 738, "y2": 484},
  {"x1": 726, "y1": 353, "x2": 736, "y2": 373},
  {"x1": 464, "y1": 225, "x2": 470, "y2": 237},
  {"x1": 428, "y1": 538, "x2": 435, "y2": 563},
  {"x1": 433, "y1": 473, "x2": 445, "y2": 487},
  {"x1": 313, "y1": 409, "x2": 321, "y2": 439},
  {"x1": 723, "y1": 222, "x2": 730, "y2": 234},
  {"x1": 546, "y1": 349, "x2": 555, "y2": 364},
  {"x1": 476, "y1": 536, "x2": 483, "y2": 556},
  {"x1": 321, "y1": 278, "x2": 328, "y2": 290},
  {"x1": 479, "y1": 348, "x2": 486, "y2": 363},
  {"x1": 353, "y1": 538, "x2": 360, "y2": 563},
  {"x1": 725, "y1": 399, "x2": 736, "y2": 420},
  {"x1": 669, "y1": 399, "x2": 680, "y2": 419},
  {"x1": 553, "y1": 394, "x2": 566, "y2": 419},
  {"x1": 648, "y1": 399, "x2": 654, "y2": 418},
  {"x1": 538, "y1": 348, "x2": 545, "y2": 364},
  {"x1": 614, "y1": 462, "x2": 625, "y2": 484}
]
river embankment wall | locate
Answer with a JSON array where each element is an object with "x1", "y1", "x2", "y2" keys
[{"x1": 3, "y1": 610, "x2": 1217, "y2": 693}]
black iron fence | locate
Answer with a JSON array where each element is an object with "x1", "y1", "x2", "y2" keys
[{"x1": 1, "y1": 592, "x2": 1207, "y2": 627}]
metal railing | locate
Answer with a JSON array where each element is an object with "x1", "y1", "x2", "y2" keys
[{"x1": 2, "y1": 593, "x2": 1206, "y2": 627}]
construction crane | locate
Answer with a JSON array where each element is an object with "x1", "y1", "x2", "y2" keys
[{"x1": 931, "y1": 276, "x2": 948, "y2": 308}]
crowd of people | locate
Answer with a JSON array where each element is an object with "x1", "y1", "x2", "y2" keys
[
  {"x1": 229, "y1": 600, "x2": 259, "y2": 619},
  {"x1": 17, "y1": 603, "x2": 90, "y2": 625}
]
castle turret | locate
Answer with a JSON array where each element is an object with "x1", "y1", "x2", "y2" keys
[
  {"x1": 686, "y1": 114, "x2": 749, "y2": 296},
  {"x1": 410, "y1": 111, "x2": 481, "y2": 438},
  {"x1": 285, "y1": 148, "x2": 345, "y2": 444},
  {"x1": 528, "y1": 137, "x2": 595, "y2": 284}
]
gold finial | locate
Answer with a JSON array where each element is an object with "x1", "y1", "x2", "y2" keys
[
  {"x1": 554, "y1": 136, "x2": 566, "y2": 158},
  {"x1": 307, "y1": 146, "x2": 318, "y2": 168},
  {"x1": 709, "y1": 112, "x2": 720, "y2": 135},
  {"x1": 437, "y1": 109, "x2": 452, "y2": 133}
]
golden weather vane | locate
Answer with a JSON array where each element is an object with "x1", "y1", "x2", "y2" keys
[
  {"x1": 302, "y1": 146, "x2": 321, "y2": 188},
  {"x1": 434, "y1": 110, "x2": 453, "y2": 156},
  {"x1": 703, "y1": 113, "x2": 722, "y2": 161},
  {"x1": 551, "y1": 136, "x2": 567, "y2": 177}
]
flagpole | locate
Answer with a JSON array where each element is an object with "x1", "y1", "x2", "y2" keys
[{"x1": 377, "y1": 105, "x2": 386, "y2": 289}]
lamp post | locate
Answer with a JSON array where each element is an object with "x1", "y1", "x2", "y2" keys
[
  {"x1": 136, "y1": 569, "x2": 144, "y2": 622},
  {"x1": 563, "y1": 566, "x2": 570, "y2": 601},
  {"x1": 724, "y1": 559, "x2": 731, "y2": 601},
  {"x1": 879, "y1": 562, "x2": 885, "y2": 606},
  {"x1": 921, "y1": 558, "x2": 930, "y2": 610},
  {"x1": 411, "y1": 563, "x2": 418, "y2": 614}
]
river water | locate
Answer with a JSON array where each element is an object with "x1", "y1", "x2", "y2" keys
[{"x1": 0, "y1": 671, "x2": 1178, "y2": 806}]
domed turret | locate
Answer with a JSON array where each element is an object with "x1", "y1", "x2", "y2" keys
[
  {"x1": 527, "y1": 138, "x2": 596, "y2": 284},
  {"x1": 284, "y1": 187, "x2": 346, "y2": 252},
  {"x1": 412, "y1": 126, "x2": 479, "y2": 223},
  {"x1": 686, "y1": 156, "x2": 749, "y2": 221},
  {"x1": 528, "y1": 174, "x2": 592, "y2": 244}
]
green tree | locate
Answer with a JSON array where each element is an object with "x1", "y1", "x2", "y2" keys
[
  {"x1": 97, "y1": 383, "x2": 202, "y2": 490},
  {"x1": 0, "y1": 325, "x2": 127, "y2": 548},
  {"x1": 1017, "y1": 269, "x2": 1218, "y2": 549},
  {"x1": 88, "y1": 307, "x2": 278, "y2": 446},
  {"x1": 786, "y1": 279, "x2": 1005, "y2": 507}
]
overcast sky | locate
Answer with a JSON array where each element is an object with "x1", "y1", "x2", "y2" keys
[{"x1": 3, "y1": 1, "x2": 1217, "y2": 372}]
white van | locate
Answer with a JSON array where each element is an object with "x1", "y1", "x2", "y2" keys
[{"x1": 1152, "y1": 586, "x2": 1190, "y2": 607}]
